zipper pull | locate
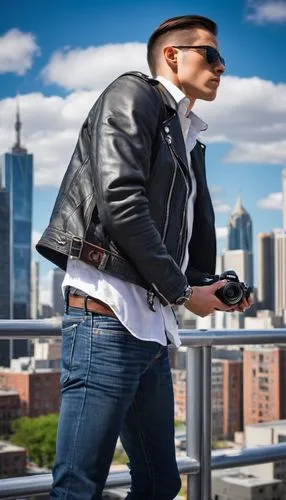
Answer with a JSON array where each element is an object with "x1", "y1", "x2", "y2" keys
[{"x1": 147, "y1": 290, "x2": 156, "y2": 312}]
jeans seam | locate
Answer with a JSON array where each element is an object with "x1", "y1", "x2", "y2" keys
[
  {"x1": 131, "y1": 398, "x2": 156, "y2": 498},
  {"x1": 141, "y1": 346, "x2": 163, "y2": 376},
  {"x1": 63, "y1": 317, "x2": 93, "y2": 499}
]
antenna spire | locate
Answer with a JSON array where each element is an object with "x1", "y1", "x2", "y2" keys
[{"x1": 15, "y1": 95, "x2": 21, "y2": 148}]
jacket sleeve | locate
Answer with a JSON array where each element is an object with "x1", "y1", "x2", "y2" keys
[
  {"x1": 185, "y1": 266, "x2": 214, "y2": 285},
  {"x1": 89, "y1": 75, "x2": 187, "y2": 304}
]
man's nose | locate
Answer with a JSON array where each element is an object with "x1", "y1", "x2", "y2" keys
[{"x1": 215, "y1": 60, "x2": 225, "y2": 75}]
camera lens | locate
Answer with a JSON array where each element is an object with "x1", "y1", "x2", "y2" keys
[{"x1": 221, "y1": 282, "x2": 243, "y2": 305}]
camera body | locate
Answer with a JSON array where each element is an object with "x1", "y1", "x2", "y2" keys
[{"x1": 201, "y1": 270, "x2": 251, "y2": 306}]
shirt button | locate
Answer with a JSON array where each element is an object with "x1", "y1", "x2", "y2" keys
[{"x1": 164, "y1": 126, "x2": 170, "y2": 133}]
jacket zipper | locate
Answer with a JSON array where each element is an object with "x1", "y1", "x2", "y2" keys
[
  {"x1": 164, "y1": 136, "x2": 189, "y2": 267},
  {"x1": 162, "y1": 152, "x2": 177, "y2": 242},
  {"x1": 178, "y1": 197, "x2": 188, "y2": 268}
]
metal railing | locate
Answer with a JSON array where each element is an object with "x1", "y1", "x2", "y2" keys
[{"x1": 1, "y1": 320, "x2": 286, "y2": 499}]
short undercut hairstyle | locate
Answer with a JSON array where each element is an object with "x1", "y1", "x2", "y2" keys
[{"x1": 147, "y1": 15, "x2": 218, "y2": 76}]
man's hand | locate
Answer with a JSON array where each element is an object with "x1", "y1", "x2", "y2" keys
[
  {"x1": 184, "y1": 280, "x2": 234, "y2": 317},
  {"x1": 230, "y1": 295, "x2": 253, "y2": 313}
]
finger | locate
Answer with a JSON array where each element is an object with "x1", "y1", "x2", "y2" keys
[
  {"x1": 210, "y1": 280, "x2": 227, "y2": 292},
  {"x1": 212, "y1": 296, "x2": 233, "y2": 311}
]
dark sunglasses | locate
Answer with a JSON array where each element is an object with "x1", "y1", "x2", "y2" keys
[{"x1": 172, "y1": 45, "x2": 225, "y2": 67}]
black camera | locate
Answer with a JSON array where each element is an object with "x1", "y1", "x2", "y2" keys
[{"x1": 201, "y1": 270, "x2": 251, "y2": 306}]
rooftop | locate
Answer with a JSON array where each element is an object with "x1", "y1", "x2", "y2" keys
[
  {"x1": 246, "y1": 419, "x2": 286, "y2": 428},
  {"x1": 0, "y1": 441, "x2": 26, "y2": 454},
  {"x1": 218, "y1": 470, "x2": 282, "y2": 487},
  {"x1": 0, "y1": 389, "x2": 18, "y2": 396}
]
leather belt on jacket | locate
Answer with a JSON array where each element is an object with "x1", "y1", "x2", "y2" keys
[{"x1": 70, "y1": 237, "x2": 148, "y2": 288}]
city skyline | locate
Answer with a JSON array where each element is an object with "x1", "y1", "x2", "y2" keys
[{"x1": 0, "y1": 0, "x2": 286, "y2": 304}]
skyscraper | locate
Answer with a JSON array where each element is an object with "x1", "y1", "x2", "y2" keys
[
  {"x1": 257, "y1": 233, "x2": 275, "y2": 311},
  {"x1": 0, "y1": 189, "x2": 11, "y2": 366},
  {"x1": 283, "y1": 169, "x2": 286, "y2": 229},
  {"x1": 31, "y1": 261, "x2": 40, "y2": 319},
  {"x1": 0, "y1": 105, "x2": 33, "y2": 320},
  {"x1": 0, "y1": 189, "x2": 10, "y2": 319},
  {"x1": 0, "y1": 104, "x2": 33, "y2": 359},
  {"x1": 274, "y1": 229, "x2": 286, "y2": 316},
  {"x1": 52, "y1": 267, "x2": 65, "y2": 316},
  {"x1": 222, "y1": 249, "x2": 254, "y2": 288},
  {"x1": 228, "y1": 195, "x2": 253, "y2": 252}
]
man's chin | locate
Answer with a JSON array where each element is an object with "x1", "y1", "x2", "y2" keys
[{"x1": 198, "y1": 90, "x2": 217, "y2": 101}]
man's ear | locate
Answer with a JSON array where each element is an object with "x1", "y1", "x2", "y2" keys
[{"x1": 164, "y1": 46, "x2": 178, "y2": 69}]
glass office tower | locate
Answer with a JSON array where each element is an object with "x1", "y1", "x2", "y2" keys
[
  {"x1": 0, "y1": 189, "x2": 11, "y2": 366},
  {"x1": 0, "y1": 106, "x2": 33, "y2": 358},
  {"x1": 228, "y1": 195, "x2": 253, "y2": 252}
]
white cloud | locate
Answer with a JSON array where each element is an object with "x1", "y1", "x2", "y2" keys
[
  {"x1": 216, "y1": 227, "x2": 228, "y2": 239},
  {"x1": 41, "y1": 43, "x2": 149, "y2": 91},
  {"x1": 257, "y1": 192, "x2": 283, "y2": 209},
  {"x1": 0, "y1": 90, "x2": 99, "y2": 186},
  {"x1": 210, "y1": 185, "x2": 222, "y2": 194},
  {"x1": 225, "y1": 140, "x2": 286, "y2": 164},
  {"x1": 0, "y1": 28, "x2": 40, "y2": 75},
  {"x1": 210, "y1": 186, "x2": 231, "y2": 213},
  {"x1": 213, "y1": 200, "x2": 232, "y2": 213},
  {"x1": 247, "y1": 1, "x2": 286, "y2": 23},
  {"x1": 195, "y1": 75, "x2": 286, "y2": 165}
]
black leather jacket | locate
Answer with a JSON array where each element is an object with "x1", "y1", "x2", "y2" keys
[{"x1": 36, "y1": 72, "x2": 216, "y2": 305}]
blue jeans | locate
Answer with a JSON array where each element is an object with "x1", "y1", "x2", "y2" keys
[{"x1": 50, "y1": 307, "x2": 181, "y2": 500}]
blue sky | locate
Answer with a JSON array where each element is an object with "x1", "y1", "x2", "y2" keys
[{"x1": 0, "y1": 0, "x2": 286, "y2": 303}]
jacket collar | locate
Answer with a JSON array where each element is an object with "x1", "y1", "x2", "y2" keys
[
  {"x1": 153, "y1": 79, "x2": 206, "y2": 177},
  {"x1": 155, "y1": 76, "x2": 189, "y2": 108}
]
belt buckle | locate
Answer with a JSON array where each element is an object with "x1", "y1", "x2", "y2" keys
[
  {"x1": 88, "y1": 248, "x2": 110, "y2": 270},
  {"x1": 69, "y1": 237, "x2": 83, "y2": 259}
]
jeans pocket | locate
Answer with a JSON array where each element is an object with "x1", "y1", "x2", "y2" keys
[
  {"x1": 60, "y1": 323, "x2": 77, "y2": 386},
  {"x1": 93, "y1": 316, "x2": 129, "y2": 335}
]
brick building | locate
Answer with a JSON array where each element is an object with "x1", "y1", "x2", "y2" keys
[
  {"x1": 0, "y1": 390, "x2": 21, "y2": 436},
  {"x1": 172, "y1": 370, "x2": 186, "y2": 422},
  {"x1": 0, "y1": 370, "x2": 61, "y2": 417},
  {"x1": 172, "y1": 355, "x2": 243, "y2": 440},
  {"x1": 243, "y1": 346, "x2": 286, "y2": 426},
  {"x1": 0, "y1": 441, "x2": 26, "y2": 478},
  {"x1": 222, "y1": 359, "x2": 243, "y2": 439}
]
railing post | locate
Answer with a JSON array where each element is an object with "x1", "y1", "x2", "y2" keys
[
  {"x1": 201, "y1": 346, "x2": 212, "y2": 500},
  {"x1": 186, "y1": 347, "x2": 203, "y2": 499},
  {"x1": 186, "y1": 346, "x2": 212, "y2": 500}
]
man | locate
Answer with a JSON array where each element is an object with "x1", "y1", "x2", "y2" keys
[{"x1": 37, "y1": 14, "x2": 250, "y2": 500}]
